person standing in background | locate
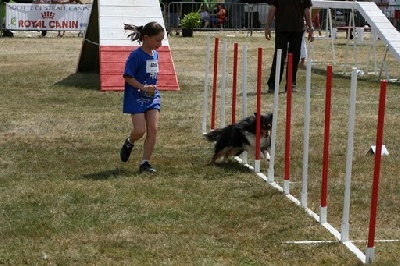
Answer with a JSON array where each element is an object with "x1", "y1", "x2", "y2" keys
[
  {"x1": 199, "y1": 4, "x2": 210, "y2": 28},
  {"x1": 209, "y1": 4, "x2": 226, "y2": 28},
  {"x1": 264, "y1": 0, "x2": 314, "y2": 93},
  {"x1": 1, "y1": 0, "x2": 15, "y2": 37},
  {"x1": 375, "y1": 0, "x2": 389, "y2": 16},
  {"x1": 393, "y1": 0, "x2": 400, "y2": 30},
  {"x1": 34, "y1": 0, "x2": 54, "y2": 37},
  {"x1": 56, "y1": 0, "x2": 83, "y2": 37},
  {"x1": 312, "y1": 9, "x2": 322, "y2": 36}
]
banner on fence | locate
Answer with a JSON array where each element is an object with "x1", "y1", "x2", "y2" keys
[{"x1": 5, "y1": 3, "x2": 91, "y2": 31}]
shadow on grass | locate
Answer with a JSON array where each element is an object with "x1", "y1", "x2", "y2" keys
[
  {"x1": 212, "y1": 160, "x2": 253, "y2": 173},
  {"x1": 81, "y1": 168, "x2": 132, "y2": 180},
  {"x1": 246, "y1": 91, "x2": 287, "y2": 97},
  {"x1": 54, "y1": 72, "x2": 100, "y2": 90}
]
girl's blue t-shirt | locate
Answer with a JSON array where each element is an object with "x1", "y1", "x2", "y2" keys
[{"x1": 122, "y1": 47, "x2": 161, "y2": 113}]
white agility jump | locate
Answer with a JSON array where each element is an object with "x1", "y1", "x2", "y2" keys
[{"x1": 201, "y1": 36, "x2": 390, "y2": 264}]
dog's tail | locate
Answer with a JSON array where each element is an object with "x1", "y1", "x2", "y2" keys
[{"x1": 205, "y1": 129, "x2": 223, "y2": 142}]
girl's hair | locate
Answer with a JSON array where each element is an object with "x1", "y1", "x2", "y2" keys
[{"x1": 124, "y1": 21, "x2": 164, "y2": 43}]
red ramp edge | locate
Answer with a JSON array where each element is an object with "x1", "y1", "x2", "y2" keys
[{"x1": 100, "y1": 46, "x2": 179, "y2": 92}]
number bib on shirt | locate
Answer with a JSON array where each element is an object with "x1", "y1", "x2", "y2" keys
[
  {"x1": 144, "y1": 59, "x2": 159, "y2": 97},
  {"x1": 146, "y1": 60, "x2": 159, "y2": 74}
]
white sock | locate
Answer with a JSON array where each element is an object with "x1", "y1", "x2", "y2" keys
[
  {"x1": 126, "y1": 137, "x2": 134, "y2": 147},
  {"x1": 140, "y1": 160, "x2": 149, "y2": 165}
]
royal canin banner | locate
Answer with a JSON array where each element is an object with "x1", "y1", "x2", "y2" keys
[{"x1": 5, "y1": 3, "x2": 91, "y2": 31}]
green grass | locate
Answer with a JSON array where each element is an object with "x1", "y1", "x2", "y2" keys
[{"x1": 0, "y1": 31, "x2": 399, "y2": 265}]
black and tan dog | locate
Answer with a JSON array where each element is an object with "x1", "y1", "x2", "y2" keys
[{"x1": 205, "y1": 113, "x2": 273, "y2": 164}]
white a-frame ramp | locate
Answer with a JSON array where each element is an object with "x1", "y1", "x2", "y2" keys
[
  {"x1": 356, "y1": 1, "x2": 400, "y2": 62},
  {"x1": 313, "y1": 0, "x2": 400, "y2": 64},
  {"x1": 77, "y1": 0, "x2": 179, "y2": 91}
]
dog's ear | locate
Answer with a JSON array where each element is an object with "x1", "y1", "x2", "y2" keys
[
  {"x1": 237, "y1": 115, "x2": 251, "y2": 129},
  {"x1": 266, "y1": 112, "x2": 273, "y2": 122}
]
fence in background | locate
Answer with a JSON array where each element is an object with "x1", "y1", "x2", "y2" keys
[
  {"x1": 163, "y1": 1, "x2": 400, "y2": 32},
  {"x1": 165, "y1": 2, "x2": 271, "y2": 32}
]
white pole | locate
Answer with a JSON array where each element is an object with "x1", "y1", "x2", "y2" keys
[
  {"x1": 320, "y1": 207, "x2": 327, "y2": 223},
  {"x1": 310, "y1": 39, "x2": 315, "y2": 66},
  {"x1": 242, "y1": 45, "x2": 247, "y2": 118},
  {"x1": 341, "y1": 67, "x2": 358, "y2": 242},
  {"x1": 255, "y1": 160, "x2": 260, "y2": 173},
  {"x1": 202, "y1": 35, "x2": 211, "y2": 134},
  {"x1": 328, "y1": 9, "x2": 336, "y2": 65},
  {"x1": 268, "y1": 49, "x2": 282, "y2": 183},
  {"x1": 241, "y1": 45, "x2": 248, "y2": 164},
  {"x1": 301, "y1": 51, "x2": 312, "y2": 209},
  {"x1": 365, "y1": 247, "x2": 375, "y2": 264},
  {"x1": 342, "y1": 10, "x2": 355, "y2": 74},
  {"x1": 242, "y1": 45, "x2": 248, "y2": 119},
  {"x1": 373, "y1": 31, "x2": 378, "y2": 74},
  {"x1": 352, "y1": 11, "x2": 358, "y2": 68},
  {"x1": 220, "y1": 39, "x2": 227, "y2": 128},
  {"x1": 324, "y1": 8, "x2": 329, "y2": 35},
  {"x1": 366, "y1": 31, "x2": 372, "y2": 74}
]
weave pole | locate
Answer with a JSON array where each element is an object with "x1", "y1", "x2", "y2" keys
[
  {"x1": 220, "y1": 39, "x2": 227, "y2": 128},
  {"x1": 254, "y1": 47, "x2": 262, "y2": 173},
  {"x1": 341, "y1": 67, "x2": 358, "y2": 242},
  {"x1": 202, "y1": 35, "x2": 211, "y2": 134},
  {"x1": 301, "y1": 54, "x2": 312, "y2": 208},
  {"x1": 211, "y1": 37, "x2": 219, "y2": 130},
  {"x1": 365, "y1": 80, "x2": 387, "y2": 263},
  {"x1": 232, "y1": 42, "x2": 238, "y2": 124},
  {"x1": 200, "y1": 39, "x2": 393, "y2": 263},
  {"x1": 320, "y1": 64, "x2": 333, "y2": 224},
  {"x1": 284, "y1": 53, "x2": 293, "y2": 195},
  {"x1": 241, "y1": 45, "x2": 248, "y2": 164},
  {"x1": 267, "y1": 49, "x2": 283, "y2": 183},
  {"x1": 241, "y1": 45, "x2": 248, "y2": 120}
]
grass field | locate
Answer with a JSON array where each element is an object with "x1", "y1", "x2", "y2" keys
[{"x1": 0, "y1": 30, "x2": 400, "y2": 265}]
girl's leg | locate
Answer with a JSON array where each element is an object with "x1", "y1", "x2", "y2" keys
[
  {"x1": 120, "y1": 113, "x2": 146, "y2": 163},
  {"x1": 130, "y1": 113, "x2": 146, "y2": 142},
  {"x1": 142, "y1": 109, "x2": 159, "y2": 161}
]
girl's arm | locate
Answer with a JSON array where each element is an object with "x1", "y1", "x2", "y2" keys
[{"x1": 124, "y1": 76, "x2": 156, "y2": 94}]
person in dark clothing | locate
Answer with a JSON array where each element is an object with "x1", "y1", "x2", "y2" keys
[
  {"x1": 265, "y1": 0, "x2": 314, "y2": 93},
  {"x1": 1, "y1": 0, "x2": 15, "y2": 37},
  {"x1": 34, "y1": 0, "x2": 57, "y2": 37}
]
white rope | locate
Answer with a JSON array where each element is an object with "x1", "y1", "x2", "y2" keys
[{"x1": 84, "y1": 38, "x2": 99, "y2": 46}]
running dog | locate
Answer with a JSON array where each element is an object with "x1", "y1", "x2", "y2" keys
[{"x1": 205, "y1": 113, "x2": 273, "y2": 164}]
